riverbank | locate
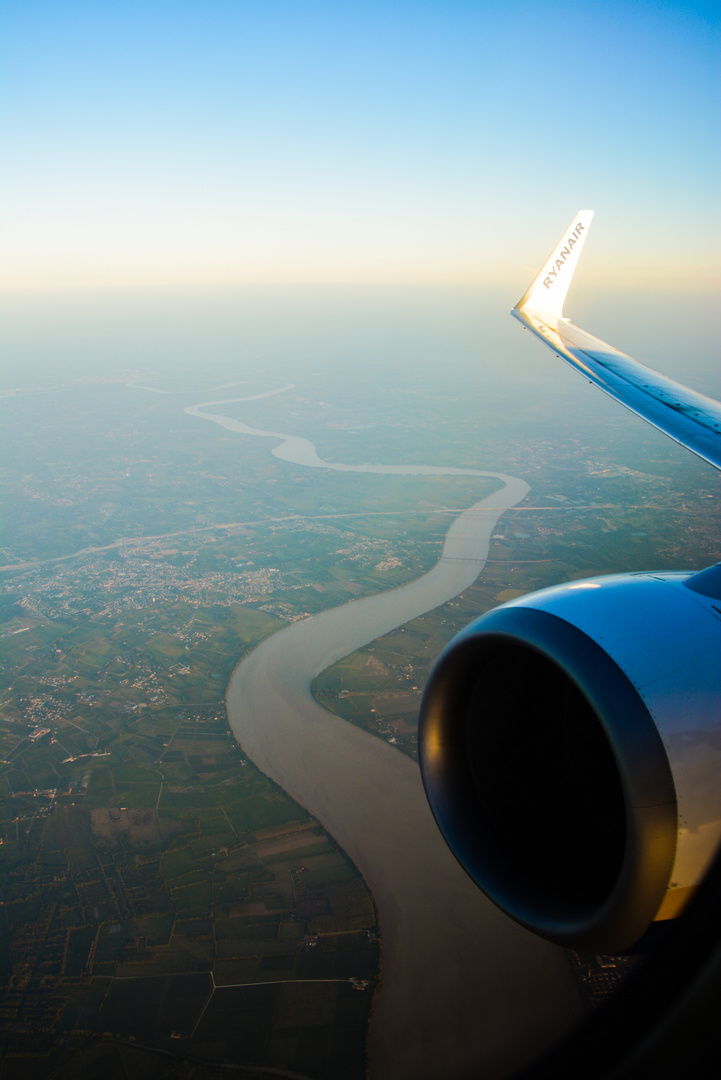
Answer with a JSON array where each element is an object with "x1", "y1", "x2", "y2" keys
[
  {"x1": 163, "y1": 383, "x2": 586, "y2": 1077},
  {"x1": 226, "y1": 481, "x2": 584, "y2": 1079}
]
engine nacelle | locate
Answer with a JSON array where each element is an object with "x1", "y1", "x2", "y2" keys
[{"x1": 419, "y1": 567, "x2": 721, "y2": 953}]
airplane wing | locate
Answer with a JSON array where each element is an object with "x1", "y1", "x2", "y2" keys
[
  {"x1": 420, "y1": 212, "x2": 721, "y2": 1071},
  {"x1": 511, "y1": 210, "x2": 721, "y2": 471}
]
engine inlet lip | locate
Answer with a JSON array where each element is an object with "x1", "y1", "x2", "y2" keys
[{"x1": 419, "y1": 606, "x2": 678, "y2": 953}]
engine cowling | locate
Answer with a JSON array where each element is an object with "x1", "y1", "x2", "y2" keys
[{"x1": 419, "y1": 567, "x2": 721, "y2": 953}]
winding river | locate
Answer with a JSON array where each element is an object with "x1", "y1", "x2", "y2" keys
[{"x1": 146, "y1": 383, "x2": 583, "y2": 1079}]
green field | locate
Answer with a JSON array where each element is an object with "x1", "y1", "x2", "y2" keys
[{"x1": 0, "y1": 576, "x2": 378, "y2": 1078}]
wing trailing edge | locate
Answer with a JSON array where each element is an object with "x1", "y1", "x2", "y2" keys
[{"x1": 511, "y1": 212, "x2": 721, "y2": 472}]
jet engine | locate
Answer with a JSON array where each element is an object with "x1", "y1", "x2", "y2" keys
[{"x1": 419, "y1": 565, "x2": 721, "y2": 953}]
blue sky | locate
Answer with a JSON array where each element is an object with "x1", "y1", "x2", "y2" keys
[{"x1": 1, "y1": 0, "x2": 719, "y2": 288}]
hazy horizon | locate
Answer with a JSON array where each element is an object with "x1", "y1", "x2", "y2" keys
[{"x1": 2, "y1": 1, "x2": 718, "y2": 291}]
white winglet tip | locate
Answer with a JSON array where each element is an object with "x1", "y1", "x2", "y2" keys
[{"x1": 514, "y1": 209, "x2": 595, "y2": 325}]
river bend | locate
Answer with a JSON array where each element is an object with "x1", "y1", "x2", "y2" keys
[{"x1": 143, "y1": 384, "x2": 583, "y2": 1079}]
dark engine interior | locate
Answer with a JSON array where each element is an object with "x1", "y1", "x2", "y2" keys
[{"x1": 462, "y1": 646, "x2": 627, "y2": 922}]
